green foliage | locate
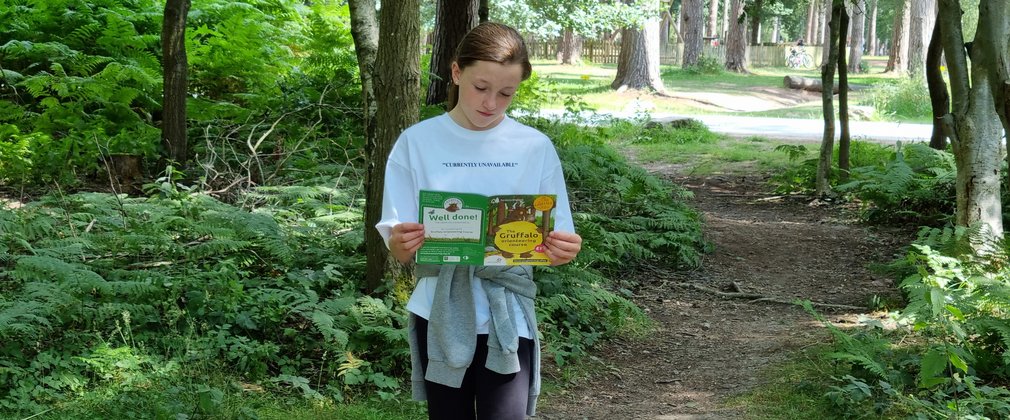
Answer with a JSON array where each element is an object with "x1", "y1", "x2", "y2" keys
[
  {"x1": 838, "y1": 142, "x2": 956, "y2": 225},
  {"x1": 544, "y1": 123, "x2": 708, "y2": 270},
  {"x1": 863, "y1": 76, "x2": 932, "y2": 122},
  {"x1": 626, "y1": 119, "x2": 720, "y2": 145},
  {"x1": 682, "y1": 56, "x2": 724, "y2": 76},
  {"x1": 801, "y1": 228, "x2": 1010, "y2": 419},
  {"x1": 0, "y1": 0, "x2": 163, "y2": 183},
  {"x1": 0, "y1": 177, "x2": 410, "y2": 414}
]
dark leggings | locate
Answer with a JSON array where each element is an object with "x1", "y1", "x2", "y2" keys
[{"x1": 415, "y1": 317, "x2": 532, "y2": 420}]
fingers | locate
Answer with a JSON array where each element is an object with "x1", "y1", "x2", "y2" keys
[
  {"x1": 545, "y1": 231, "x2": 582, "y2": 266},
  {"x1": 390, "y1": 223, "x2": 426, "y2": 263}
]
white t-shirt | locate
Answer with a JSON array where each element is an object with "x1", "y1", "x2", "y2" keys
[{"x1": 376, "y1": 114, "x2": 575, "y2": 338}]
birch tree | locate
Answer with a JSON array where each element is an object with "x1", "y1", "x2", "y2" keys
[{"x1": 937, "y1": 0, "x2": 1006, "y2": 243}]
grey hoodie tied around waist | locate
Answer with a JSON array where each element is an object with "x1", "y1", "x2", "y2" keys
[{"x1": 407, "y1": 263, "x2": 542, "y2": 416}]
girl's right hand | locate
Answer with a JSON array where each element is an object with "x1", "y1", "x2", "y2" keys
[{"x1": 389, "y1": 222, "x2": 425, "y2": 264}]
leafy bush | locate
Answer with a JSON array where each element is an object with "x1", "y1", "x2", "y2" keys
[
  {"x1": 863, "y1": 76, "x2": 932, "y2": 121},
  {"x1": 683, "y1": 56, "x2": 724, "y2": 75}
]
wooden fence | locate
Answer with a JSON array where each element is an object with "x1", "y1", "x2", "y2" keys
[{"x1": 527, "y1": 38, "x2": 827, "y2": 68}]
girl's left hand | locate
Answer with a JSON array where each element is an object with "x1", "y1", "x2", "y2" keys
[{"x1": 544, "y1": 231, "x2": 582, "y2": 266}]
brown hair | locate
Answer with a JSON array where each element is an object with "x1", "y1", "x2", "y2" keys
[{"x1": 447, "y1": 22, "x2": 532, "y2": 111}]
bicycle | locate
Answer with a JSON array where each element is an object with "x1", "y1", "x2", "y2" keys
[{"x1": 786, "y1": 47, "x2": 814, "y2": 69}]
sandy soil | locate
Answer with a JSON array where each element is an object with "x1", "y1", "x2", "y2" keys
[{"x1": 536, "y1": 172, "x2": 909, "y2": 419}]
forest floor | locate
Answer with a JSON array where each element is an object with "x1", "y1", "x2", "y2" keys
[{"x1": 537, "y1": 169, "x2": 911, "y2": 419}]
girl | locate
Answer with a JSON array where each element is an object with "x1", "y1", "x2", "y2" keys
[{"x1": 376, "y1": 22, "x2": 582, "y2": 419}]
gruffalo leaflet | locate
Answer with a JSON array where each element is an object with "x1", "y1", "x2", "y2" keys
[{"x1": 416, "y1": 190, "x2": 556, "y2": 266}]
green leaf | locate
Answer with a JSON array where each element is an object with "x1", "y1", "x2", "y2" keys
[
  {"x1": 948, "y1": 352, "x2": 968, "y2": 373},
  {"x1": 944, "y1": 304, "x2": 964, "y2": 321},
  {"x1": 918, "y1": 347, "x2": 947, "y2": 388},
  {"x1": 928, "y1": 287, "x2": 944, "y2": 317}
]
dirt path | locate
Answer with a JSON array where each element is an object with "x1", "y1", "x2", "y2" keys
[{"x1": 537, "y1": 173, "x2": 908, "y2": 419}]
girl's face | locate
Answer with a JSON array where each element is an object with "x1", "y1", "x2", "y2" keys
[{"x1": 449, "y1": 60, "x2": 523, "y2": 131}]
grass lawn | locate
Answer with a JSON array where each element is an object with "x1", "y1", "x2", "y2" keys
[{"x1": 530, "y1": 57, "x2": 930, "y2": 123}]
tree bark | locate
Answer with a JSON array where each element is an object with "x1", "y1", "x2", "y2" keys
[
  {"x1": 783, "y1": 75, "x2": 839, "y2": 93},
  {"x1": 661, "y1": 10, "x2": 672, "y2": 51},
  {"x1": 885, "y1": 0, "x2": 910, "y2": 73},
  {"x1": 612, "y1": 4, "x2": 666, "y2": 93},
  {"x1": 557, "y1": 29, "x2": 583, "y2": 65},
  {"x1": 365, "y1": 0, "x2": 421, "y2": 292},
  {"x1": 348, "y1": 0, "x2": 379, "y2": 143},
  {"x1": 707, "y1": 0, "x2": 719, "y2": 38},
  {"x1": 983, "y1": 2, "x2": 1010, "y2": 196},
  {"x1": 682, "y1": 0, "x2": 705, "y2": 67},
  {"x1": 868, "y1": 0, "x2": 878, "y2": 56},
  {"x1": 817, "y1": 3, "x2": 842, "y2": 197},
  {"x1": 724, "y1": 0, "x2": 747, "y2": 73},
  {"x1": 847, "y1": 0, "x2": 865, "y2": 73},
  {"x1": 925, "y1": 14, "x2": 949, "y2": 150},
  {"x1": 722, "y1": 0, "x2": 730, "y2": 40},
  {"x1": 908, "y1": 0, "x2": 935, "y2": 78},
  {"x1": 837, "y1": 6, "x2": 851, "y2": 181},
  {"x1": 425, "y1": 0, "x2": 478, "y2": 106},
  {"x1": 478, "y1": 0, "x2": 488, "y2": 23},
  {"x1": 938, "y1": 0, "x2": 1004, "y2": 245},
  {"x1": 161, "y1": 0, "x2": 190, "y2": 165},
  {"x1": 820, "y1": 0, "x2": 832, "y2": 66},
  {"x1": 748, "y1": 0, "x2": 764, "y2": 45},
  {"x1": 805, "y1": 0, "x2": 816, "y2": 43}
]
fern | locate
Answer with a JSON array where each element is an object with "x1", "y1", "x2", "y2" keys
[{"x1": 0, "y1": 301, "x2": 52, "y2": 339}]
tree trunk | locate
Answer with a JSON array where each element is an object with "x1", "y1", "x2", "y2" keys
[
  {"x1": 908, "y1": 0, "x2": 936, "y2": 78},
  {"x1": 612, "y1": 4, "x2": 665, "y2": 92},
  {"x1": 925, "y1": 14, "x2": 949, "y2": 150},
  {"x1": 837, "y1": 6, "x2": 851, "y2": 181},
  {"x1": 847, "y1": 0, "x2": 865, "y2": 73},
  {"x1": 161, "y1": 0, "x2": 190, "y2": 165},
  {"x1": 557, "y1": 29, "x2": 583, "y2": 65},
  {"x1": 984, "y1": 2, "x2": 1010, "y2": 195},
  {"x1": 724, "y1": 0, "x2": 747, "y2": 73},
  {"x1": 749, "y1": 0, "x2": 763, "y2": 45},
  {"x1": 661, "y1": 11, "x2": 672, "y2": 50},
  {"x1": 722, "y1": 0, "x2": 730, "y2": 40},
  {"x1": 885, "y1": 0, "x2": 910, "y2": 73},
  {"x1": 707, "y1": 0, "x2": 719, "y2": 38},
  {"x1": 348, "y1": 0, "x2": 379, "y2": 145},
  {"x1": 812, "y1": 0, "x2": 821, "y2": 45},
  {"x1": 365, "y1": 0, "x2": 421, "y2": 292},
  {"x1": 806, "y1": 0, "x2": 817, "y2": 44},
  {"x1": 868, "y1": 0, "x2": 878, "y2": 56},
  {"x1": 478, "y1": 0, "x2": 488, "y2": 23},
  {"x1": 682, "y1": 0, "x2": 705, "y2": 67},
  {"x1": 938, "y1": 0, "x2": 1004, "y2": 245},
  {"x1": 817, "y1": 3, "x2": 842, "y2": 197},
  {"x1": 784, "y1": 75, "x2": 840, "y2": 93},
  {"x1": 425, "y1": 0, "x2": 478, "y2": 106},
  {"x1": 820, "y1": 0, "x2": 832, "y2": 66}
]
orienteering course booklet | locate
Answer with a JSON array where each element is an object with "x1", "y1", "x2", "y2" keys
[{"x1": 415, "y1": 190, "x2": 556, "y2": 266}]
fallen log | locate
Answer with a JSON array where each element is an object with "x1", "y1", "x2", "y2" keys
[{"x1": 784, "y1": 75, "x2": 839, "y2": 93}]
